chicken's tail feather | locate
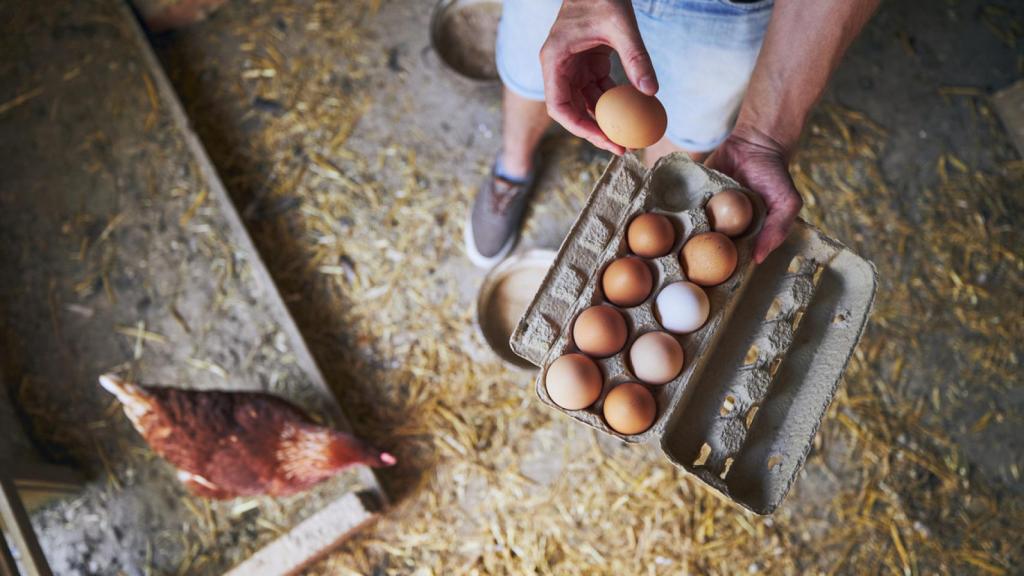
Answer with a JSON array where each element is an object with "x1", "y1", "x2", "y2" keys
[
  {"x1": 98, "y1": 374, "x2": 155, "y2": 429},
  {"x1": 99, "y1": 373, "x2": 145, "y2": 400}
]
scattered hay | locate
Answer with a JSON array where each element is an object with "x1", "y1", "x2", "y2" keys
[{"x1": 141, "y1": 0, "x2": 1024, "y2": 573}]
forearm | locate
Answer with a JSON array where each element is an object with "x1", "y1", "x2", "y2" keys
[{"x1": 736, "y1": 0, "x2": 879, "y2": 154}]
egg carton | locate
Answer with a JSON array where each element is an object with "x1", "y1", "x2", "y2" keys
[{"x1": 510, "y1": 152, "x2": 876, "y2": 514}]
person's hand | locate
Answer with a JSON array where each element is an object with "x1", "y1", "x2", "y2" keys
[
  {"x1": 539, "y1": 0, "x2": 658, "y2": 155},
  {"x1": 705, "y1": 125, "x2": 803, "y2": 264}
]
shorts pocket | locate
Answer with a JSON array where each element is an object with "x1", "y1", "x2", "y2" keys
[{"x1": 717, "y1": 0, "x2": 774, "y2": 13}]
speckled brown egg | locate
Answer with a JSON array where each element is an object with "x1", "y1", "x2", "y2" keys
[
  {"x1": 602, "y1": 257, "x2": 653, "y2": 307},
  {"x1": 707, "y1": 189, "x2": 753, "y2": 237},
  {"x1": 627, "y1": 213, "x2": 675, "y2": 257},
  {"x1": 545, "y1": 353, "x2": 602, "y2": 411},
  {"x1": 681, "y1": 232, "x2": 738, "y2": 287},
  {"x1": 573, "y1": 305, "x2": 627, "y2": 358},
  {"x1": 594, "y1": 85, "x2": 667, "y2": 149},
  {"x1": 603, "y1": 383, "x2": 656, "y2": 435}
]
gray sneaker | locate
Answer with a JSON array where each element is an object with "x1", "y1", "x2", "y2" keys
[{"x1": 465, "y1": 168, "x2": 532, "y2": 268}]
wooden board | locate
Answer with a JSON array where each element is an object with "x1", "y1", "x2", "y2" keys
[
  {"x1": 0, "y1": 474, "x2": 52, "y2": 576},
  {"x1": 226, "y1": 491, "x2": 382, "y2": 575},
  {"x1": 992, "y1": 80, "x2": 1024, "y2": 159}
]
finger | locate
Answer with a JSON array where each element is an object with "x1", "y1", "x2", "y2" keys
[
  {"x1": 575, "y1": 83, "x2": 624, "y2": 152},
  {"x1": 540, "y1": 41, "x2": 593, "y2": 130},
  {"x1": 604, "y1": 16, "x2": 658, "y2": 94},
  {"x1": 579, "y1": 117, "x2": 626, "y2": 154},
  {"x1": 571, "y1": 87, "x2": 589, "y2": 120},
  {"x1": 543, "y1": 71, "x2": 598, "y2": 140},
  {"x1": 542, "y1": 58, "x2": 622, "y2": 152},
  {"x1": 587, "y1": 53, "x2": 612, "y2": 80},
  {"x1": 591, "y1": 138, "x2": 627, "y2": 156},
  {"x1": 753, "y1": 194, "x2": 802, "y2": 263},
  {"x1": 587, "y1": 54, "x2": 616, "y2": 94},
  {"x1": 753, "y1": 219, "x2": 788, "y2": 264},
  {"x1": 581, "y1": 83, "x2": 604, "y2": 112},
  {"x1": 548, "y1": 90, "x2": 624, "y2": 155}
]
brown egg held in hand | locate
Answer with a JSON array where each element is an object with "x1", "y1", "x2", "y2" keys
[
  {"x1": 603, "y1": 383, "x2": 656, "y2": 435},
  {"x1": 573, "y1": 305, "x2": 627, "y2": 357},
  {"x1": 707, "y1": 189, "x2": 753, "y2": 237},
  {"x1": 681, "y1": 232, "x2": 738, "y2": 287},
  {"x1": 545, "y1": 354, "x2": 602, "y2": 410},
  {"x1": 629, "y1": 331, "x2": 684, "y2": 385},
  {"x1": 627, "y1": 213, "x2": 675, "y2": 257},
  {"x1": 602, "y1": 257, "x2": 653, "y2": 307},
  {"x1": 594, "y1": 85, "x2": 667, "y2": 149}
]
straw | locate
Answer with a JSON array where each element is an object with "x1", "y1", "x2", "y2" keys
[
  {"x1": 24, "y1": 0, "x2": 1017, "y2": 572},
  {"x1": 150, "y1": 0, "x2": 1024, "y2": 568}
]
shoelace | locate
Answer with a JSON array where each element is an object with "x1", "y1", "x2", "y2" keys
[{"x1": 488, "y1": 175, "x2": 527, "y2": 215}]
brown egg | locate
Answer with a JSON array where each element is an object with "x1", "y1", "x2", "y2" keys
[
  {"x1": 627, "y1": 213, "x2": 675, "y2": 257},
  {"x1": 594, "y1": 85, "x2": 668, "y2": 149},
  {"x1": 573, "y1": 305, "x2": 627, "y2": 357},
  {"x1": 681, "y1": 232, "x2": 738, "y2": 287},
  {"x1": 602, "y1": 257, "x2": 653, "y2": 307},
  {"x1": 545, "y1": 353, "x2": 603, "y2": 410},
  {"x1": 603, "y1": 383, "x2": 656, "y2": 435},
  {"x1": 629, "y1": 331, "x2": 684, "y2": 385},
  {"x1": 707, "y1": 189, "x2": 753, "y2": 237}
]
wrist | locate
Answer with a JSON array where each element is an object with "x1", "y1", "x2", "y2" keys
[
  {"x1": 733, "y1": 103, "x2": 806, "y2": 158},
  {"x1": 726, "y1": 121, "x2": 795, "y2": 161},
  {"x1": 561, "y1": 0, "x2": 633, "y2": 19}
]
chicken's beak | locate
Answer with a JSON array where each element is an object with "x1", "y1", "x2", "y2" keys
[{"x1": 325, "y1": 430, "x2": 397, "y2": 470}]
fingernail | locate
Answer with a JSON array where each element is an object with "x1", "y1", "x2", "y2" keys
[{"x1": 639, "y1": 75, "x2": 657, "y2": 95}]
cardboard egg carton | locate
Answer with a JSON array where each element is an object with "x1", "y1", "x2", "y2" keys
[{"x1": 510, "y1": 153, "x2": 876, "y2": 514}]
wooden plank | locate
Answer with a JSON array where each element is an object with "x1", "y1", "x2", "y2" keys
[
  {"x1": 224, "y1": 490, "x2": 382, "y2": 576},
  {"x1": 992, "y1": 80, "x2": 1024, "y2": 159},
  {"x1": 0, "y1": 474, "x2": 52, "y2": 576},
  {"x1": 11, "y1": 461, "x2": 83, "y2": 514},
  {"x1": 1, "y1": 529, "x2": 18, "y2": 576}
]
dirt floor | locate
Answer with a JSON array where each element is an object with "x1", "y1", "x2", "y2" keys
[
  {"x1": 2, "y1": 0, "x2": 1022, "y2": 573},
  {"x1": 146, "y1": 0, "x2": 1023, "y2": 573}
]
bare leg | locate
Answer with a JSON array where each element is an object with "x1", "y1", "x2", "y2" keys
[
  {"x1": 643, "y1": 135, "x2": 707, "y2": 167},
  {"x1": 499, "y1": 87, "x2": 553, "y2": 178}
]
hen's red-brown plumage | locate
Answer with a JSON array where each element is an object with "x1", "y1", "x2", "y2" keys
[{"x1": 99, "y1": 374, "x2": 394, "y2": 499}]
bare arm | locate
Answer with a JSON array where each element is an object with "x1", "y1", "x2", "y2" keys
[
  {"x1": 739, "y1": 0, "x2": 879, "y2": 151},
  {"x1": 707, "y1": 0, "x2": 879, "y2": 262},
  {"x1": 540, "y1": 0, "x2": 879, "y2": 261}
]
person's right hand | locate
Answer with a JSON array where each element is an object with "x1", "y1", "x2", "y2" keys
[{"x1": 539, "y1": 0, "x2": 658, "y2": 155}]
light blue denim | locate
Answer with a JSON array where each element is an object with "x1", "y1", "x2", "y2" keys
[{"x1": 496, "y1": 0, "x2": 774, "y2": 152}]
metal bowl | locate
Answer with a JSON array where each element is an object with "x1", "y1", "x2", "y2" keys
[
  {"x1": 476, "y1": 249, "x2": 555, "y2": 369},
  {"x1": 429, "y1": 0, "x2": 503, "y2": 82}
]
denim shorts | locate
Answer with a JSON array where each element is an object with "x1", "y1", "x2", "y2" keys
[{"x1": 496, "y1": 0, "x2": 774, "y2": 152}]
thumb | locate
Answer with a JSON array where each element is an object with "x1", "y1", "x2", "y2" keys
[{"x1": 606, "y1": 18, "x2": 657, "y2": 95}]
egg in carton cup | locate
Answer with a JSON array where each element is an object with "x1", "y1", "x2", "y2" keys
[{"x1": 510, "y1": 152, "x2": 877, "y2": 514}]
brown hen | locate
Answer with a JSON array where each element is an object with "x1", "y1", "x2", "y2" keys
[{"x1": 99, "y1": 374, "x2": 394, "y2": 499}]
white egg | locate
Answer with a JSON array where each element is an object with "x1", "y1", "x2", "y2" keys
[{"x1": 655, "y1": 281, "x2": 709, "y2": 334}]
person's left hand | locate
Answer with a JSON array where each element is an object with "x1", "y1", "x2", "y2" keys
[{"x1": 705, "y1": 125, "x2": 803, "y2": 263}]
